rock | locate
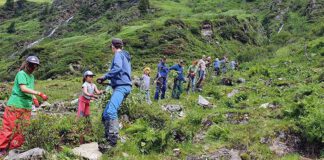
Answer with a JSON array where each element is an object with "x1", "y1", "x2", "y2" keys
[
  {"x1": 187, "y1": 148, "x2": 242, "y2": 160},
  {"x1": 0, "y1": 100, "x2": 7, "y2": 112},
  {"x1": 193, "y1": 130, "x2": 206, "y2": 143},
  {"x1": 40, "y1": 101, "x2": 51, "y2": 108},
  {"x1": 72, "y1": 142, "x2": 102, "y2": 160},
  {"x1": 260, "y1": 137, "x2": 271, "y2": 144},
  {"x1": 260, "y1": 103, "x2": 270, "y2": 108},
  {"x1": 198, "y1": 95, "x2": 213, "y2": 108},
  {"x1": 260, "y1": 103, "x2": 280, "y2": 109},
  {"x1": 70, "y1": 98, "x2": 79, "y2": 105},
  {"x1": 221, "y1": 78, "x2": 233, "y2": 86},
  {"x1": 162, "y1": 104, "x2": 183, "y2": 112},
  {"x1": 201, "y1": 23, "x2": 213, "y2": 37},
  {"x1": 269, "y1": 139, "x2": 290, "y2": 157},
  {"x1": 226, "y1": 112, "x2": 249, "y2": 124},
  {"x1": 5, "y1": 148, "x2": 46, "y2": 160},
  {"x1": 122, "y1": 152, "x2": 129, "y2": 158},
  {"x1": 227, "y1": 89, "x2": 239, "y2": 98},
  {"x1": 173, "y1": 148, "x2": 181, "y2": 157},
  {"x1": 201, "y1": 118, "x2": 213, "y2": 129},
  {"x1": 237, "y1": 78, "x2": 246, "y2": 84}
]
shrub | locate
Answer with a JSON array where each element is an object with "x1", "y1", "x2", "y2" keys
[
  {"x1": 7, "y1": 22, "x2": 16, "y2": 34},
  {"x1": 207, "y1": 125, "x2": 229, "y2": 141},
  {"x1": 300, "y1": 107, "x2": 324, "y2": 143}
]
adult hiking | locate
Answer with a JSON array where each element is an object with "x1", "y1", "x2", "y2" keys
[
  {"x1": 186, "y1": 60, "x2": 198, "y2": 93},
  {"x1": 154, "y1": 57, "x2": 169, "y2": 100},
  {"x1": 196, "y1": 55, "x2": 207, "y2": 91},
  {"x1": 77, "y1": 71, "x2": 104, "y2": 118},
  {"x1": 169, "y1": 60, "x2": 186, "y2": 99},
  {"x1": 96, "y1": 38, "x2": 132, "y2": 149},
  {"x1": 213, "y1": 58, "x2": 221, "y2": 76},
  {"x1": 0, "y1": 56, "x2": 48, "y2": 156},
  {"x1": 221, "y1": 56, "x2": 228, "y2": 74}
]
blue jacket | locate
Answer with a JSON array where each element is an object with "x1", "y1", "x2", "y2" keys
[
  {"x1": 214, "y1": 60, "x2": 220, "y2": 68},
  {"x1": 104, "y1": 50, "x2": 132, "y2": 88},
  {"x1": 169, "y1": 64, "x2": 185, "y2": 81},
  {"x1": 156, "y1": 61, "x2": 169, "y2": 78}
]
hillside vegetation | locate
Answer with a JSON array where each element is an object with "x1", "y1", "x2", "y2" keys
[{"x1": 0, "y1": 0, "x2": 323, "y2": 159}]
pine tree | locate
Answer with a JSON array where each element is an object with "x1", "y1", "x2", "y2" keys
[
  {"x1": 7, "y1": 22, "x2": 16, "y2": 34},
  {"x1": 138, "y1": 0, "x2": 150, "y2": 15},
  {"x1": 4, "y1": 0, "x2": 14, "y2": 10}
]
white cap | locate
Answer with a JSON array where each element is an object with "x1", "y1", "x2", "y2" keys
[{"x1": 83, "y1": 71, "x2": 95, "y2": 77}]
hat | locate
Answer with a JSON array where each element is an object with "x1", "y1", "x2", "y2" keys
[
  {"x1": 179, "y1": 59, "x2": 184, "y2": 63},
  {"x1": 111, "y1": 38, "x2": 123, "y2": 48},
  {"x1": 83, "y1": 71, "x2": 95, "y2": 78},
  {"x1": 26, "y1": 56, "x2": 40, "y2": 65},
  {"x1": 215, "y1": 58, "x2": 219, "y2": 61},
  {"x1": 144, "y1": 67, "x2": 151, "y2": 73}
]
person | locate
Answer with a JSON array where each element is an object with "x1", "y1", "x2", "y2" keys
[
  {"x1": 169, "y1": 60, "x2": 186, "y2": 99},
  {"x1": 77, "y1": 71, "x2": 104, "y2": 118},
  {"x1": 154, "y1": 57, "x2": 169, "y2": 100},
  {"x1": 186, "y1": 60, "x2": 198, "y2": 93},
  {"x1": 141, "y1": 67, "x2": 152, "y2": 104},
  {"x1": 213, "y1": 58, "x2": 221, "y2": 76},
  {"x1": 195, "y1": 55, "x2": 207, "y2": 91},
  {"x1": 96, "y1": 38, "x2": 132, "y2": 148},
  {"x1": 230, "y1": 60, "x2": 237, "y2": 70},
  {"x1": 0, "y1": 56, "x2": 48, "y2": 155},
  {"x1": 221, "y1": 56, "x2": 228, "y2": 74}
]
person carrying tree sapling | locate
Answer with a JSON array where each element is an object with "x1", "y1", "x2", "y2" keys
[
  {"x1": 169, "y1": 59, "x2": 186, "y2": 99},
  {"x1": 96, "y1": 38, "x2": 132, "y2": 150},
  {"x1": 77, "y1": 70, "x2": 105, "y2": 118},
  {"x1": 141, "y1": 67, "x2": 152, "y2": 104},
  {"x1": 0, "y1": 56, "x2": 48, "y2": 156}
]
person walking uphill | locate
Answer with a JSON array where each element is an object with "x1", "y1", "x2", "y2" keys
[
  {"x1": 0, "y1": 56, "x2": 48, "y2": 155},
  {"x1": 96, "y1": 38, "x2": 132, "y2": 148},
  {"x1": 169, "y1": 60, "x2": 186, "y2": 99},
  {"x1": 154, "y1": 57, "x2": 169, "y2": 100},
  {"x1": 196, "y1": 55, "x2": 207, "y2": 91}
]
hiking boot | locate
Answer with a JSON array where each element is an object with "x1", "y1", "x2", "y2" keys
[
  {"x1": 98, "y1": 141, "x2": 113, "y2": 153},
  {"x1": 103, "y1": 119, "x2": 119, "y2": 147}
]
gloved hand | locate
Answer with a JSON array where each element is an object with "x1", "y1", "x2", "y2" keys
[
  {"x1": 96, "y1": 77, "x2": 105, "y2": 84},
  {"x1": 33, "y1": 98, "x2": 40, "y2": 107},
  {"x1": 38, "y1": 92, "x2": 48, "y2": 101}
]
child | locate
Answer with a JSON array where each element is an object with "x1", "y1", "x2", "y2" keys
[
  {"x1": 186, "y1": 60, "x2": 198, "y2": 93},
  {"x1": 78, "y1": 70, "x2": 104, "y2": 118},
  {"x1": 141, "y1": 67, "x2": 152, "y2": 104}
]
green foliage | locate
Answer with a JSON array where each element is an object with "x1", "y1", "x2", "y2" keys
[
  {"x1": 138, "y1": 0, "x2": 150, "y2": 15},
  {"x1": 207, "y1": 125, "x2": 229, "y2": 141},
  {"x1": 6, "y1": 21, "x2": 16, "y2": 33},
  {"x1": 4, "y1": 0, "x2": 14, "y2": 10},
  {"x1": 300, "y1": 107, "x2": 324, "y2": 143}
]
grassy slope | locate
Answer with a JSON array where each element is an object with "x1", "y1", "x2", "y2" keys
[{"x1": 0, "y1": 0, "x2": 323, "y2": 159}]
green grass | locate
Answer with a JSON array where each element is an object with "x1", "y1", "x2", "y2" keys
[{"x1": 0, "y1": 0, "x2": 52, "y2": 5}]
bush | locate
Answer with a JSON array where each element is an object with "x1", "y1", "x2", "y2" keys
[
  {"x1": 7, "y1": 22, "x2": 16, "y2": 34},
  {"x1": 300, "y1": 107, "x2": 324, "y2": 143},
  {"x1": 207, "y1": 125, "x2": 229, "y2": 141}
]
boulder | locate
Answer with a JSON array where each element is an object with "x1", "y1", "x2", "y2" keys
[
  {"x1": 5, "y1": 148, "x2": 45, "y2": 160},
  {"x1": 72, "y1": 142, "x2": 102, "y2": 160},
  {"x1": 187, "y1": 148, "x2": 242, "y2": 160},
  {"x1": 227, "y1": 89, "x2": 239, "y2": 98},
  {"x1": 162, "y1": 104, "x2": 182, "y2": 112},
  {"x1": 198, "y1": 95, "x2": 213, "y2": 108},
  {"x1": 0, "y1": 100, "x2": 6, "y2": 112},
  {"x1": 221, "y1": 78, "x2": 233, "y2": 86},
  {"x1": 70, "y1": 98, "x2": 79, "y2": 105},
  {"x1": 237, "y1": 78, "x2": 246, "y2": 84}
]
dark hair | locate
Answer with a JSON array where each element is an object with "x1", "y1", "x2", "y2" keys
[
  {"x1": 82, "y1": 77, "x2": 86, "y2": 84},
  {"x1": 19, "y1": 61, "x2": 27, "y2": 71}
]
